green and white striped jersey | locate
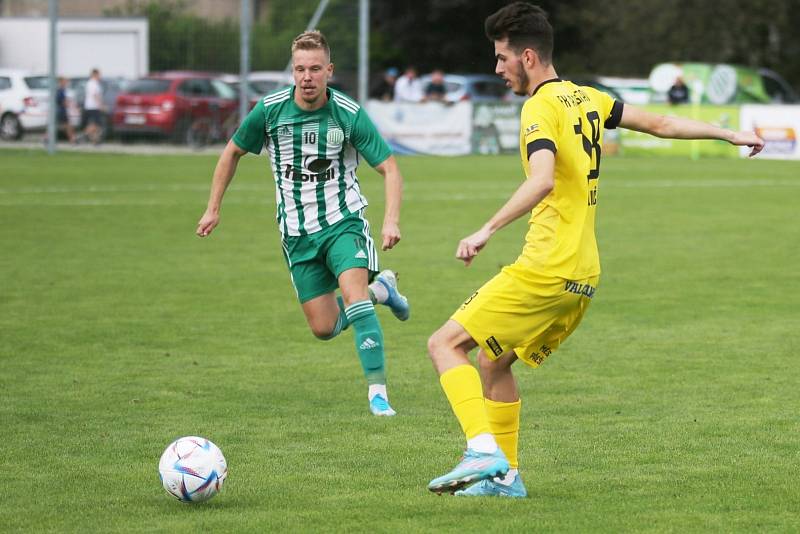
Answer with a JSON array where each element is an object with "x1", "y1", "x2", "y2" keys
[{"x1": 232, "y1": 86, "x2": 392, "y2": 236}]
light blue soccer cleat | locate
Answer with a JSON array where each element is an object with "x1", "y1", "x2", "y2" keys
[
  {"x1": 454, "y1": 472, "x2": 528, "y2": 498},
  {"x1": 369, "y1": 394, "x2": 396, "y2": 416},
  {"x1": 375, "y1": 270, "x2": 409, "y2": 321},
  {"x1": 428, "y1": 448, "x2": 510, "y2": 494}
]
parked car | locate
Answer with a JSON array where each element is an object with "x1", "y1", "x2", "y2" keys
[
  {"x1": 218, "y1": 74, "x2": 264, "y2": 109},
  {"x1": 247, "y1": 70, "x2": 293, "y2": 95},
  {"x1": 0, "y1": 69, "x2": 49, "y2": 140},
  {"x1": 418, "y1": 73, "x2": 510, "y2": 102},
  {"x1": 113, "y1": 72, "x2": 237, "y2": 142}
]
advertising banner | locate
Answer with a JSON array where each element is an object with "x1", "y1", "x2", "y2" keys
[
  {"x1": 739, "y1": 105, "x2": 800, "y2": 160},
  {"x1": 365, "y1": 101, "x2": 472, "y2": 156},
  {"x1": 472, "y1": 102, "x2": 522, "y2": 154},
  {"x1": 619, "y1": 104, "x2": 740, "y2": 158}
]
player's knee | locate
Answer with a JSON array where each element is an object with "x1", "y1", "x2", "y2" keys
[
  {"x1": 427, "y1": 331, "x2": 446, "y2": 360},
  {"x1": 310, "y1": 324, "x2": 336, "y2": 340}
]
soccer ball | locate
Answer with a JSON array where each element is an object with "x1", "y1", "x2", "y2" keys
[{"x1": 158, "y1": 436, "x2": 228, "y2": 503}]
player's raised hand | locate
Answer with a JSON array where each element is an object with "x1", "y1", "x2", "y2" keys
[
  {"x1": 730, "y1": 130, "x2": 765, "y2": 157},
  {"x1": 381, "y1": 220, "x2": 401, "y2": 250},
  {"x1": 196, "y1": 209, "x2": 219, "y2": 237},
  {"x1": 456, "y1": 227, "x2": 492, "y2": 266}
]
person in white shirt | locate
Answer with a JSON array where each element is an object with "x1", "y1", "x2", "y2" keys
[
  {"x1": 393, "y1": 66, "x2": 424, "y2": 103},
  {"x1": 82, "y1": 68, "x2": 104, "y2": 144}
]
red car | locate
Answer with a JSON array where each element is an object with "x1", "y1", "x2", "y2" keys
[{"x1": 113, "y1": 72, "x2": 238, "y2": 142}]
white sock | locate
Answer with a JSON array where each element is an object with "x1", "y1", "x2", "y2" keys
[
  {"x1": 494, "y1": 468, "x2": 518, "y2": 485},
  {"x1": 369, "y1": 280, "x2": 390, "y2": 304},
  {"x1": 466, "y1": 433, "x2": 498, "y2": 454},
  {"x1": 368, "y1": 383, "x2": 387, "y2": 401}
]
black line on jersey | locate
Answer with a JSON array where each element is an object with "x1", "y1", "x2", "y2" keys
[
  {"x1": 527, "y1": 139, "x2": 557, "y2": 158},
  {"x1": 605, "y1": 100, "x2": 624, "y2": 129},
  {"x1": 531, "y1": 78, "x2": 563, "y2": 96}
]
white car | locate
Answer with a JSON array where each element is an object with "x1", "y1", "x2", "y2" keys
[
  {"x1": 0, "y1": 69, "x2": 49, "y2": 140},
  {"x1": 220, "y1": 71, "x2": 293, "y2": 98}
]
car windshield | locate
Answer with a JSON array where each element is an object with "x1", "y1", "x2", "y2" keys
[
  {"x1": 24, "y1": 76, "x2": 50, "y2": 90},
  {"x1": 211, "y1": 79, "x2": 236, "y2": 99},
  {"x1": 126, "y1": 79, "x2": 172, "y2": 94},
  {"x1": 250, "y1": 80, "x2": 286, "y2": 94}
]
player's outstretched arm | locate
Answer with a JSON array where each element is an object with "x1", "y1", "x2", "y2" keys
[
  {"x1": 196, "y1": 140, "x2": 248, "y2": 237},
  {"x1": 619, "y1": 104, "x2": 765, "y2": 157},
  {"x1": 456, "y1": 149, "x2": 555, "y2": 266},
  {"x1": 373, "y1": 155, "x2": 403, "y2": 251}
]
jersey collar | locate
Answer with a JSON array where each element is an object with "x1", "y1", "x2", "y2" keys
[
  {"x1": 290, "y1": 86, "x2": 332, "y2": 113},
  {"x1": 531, "y1": 77, "x2": 562, "y2": 96}
]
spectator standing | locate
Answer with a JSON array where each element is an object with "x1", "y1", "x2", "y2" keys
[
  {"x1": 56, "y1": 77, "x2": 75, "y2": 143},
  {"x1": 394, "y1": 66, "x2": 424, "y2": 103},
  {"x1": 667, "y1": 77, "x2": 690, "y2": 105},
  {"x1": 370, "y1": 67, "x2": 398, "y2": 101},
  {"x1": 82, "y1": 68, "x2": 104, "y2": 144},
  {"x1": 424, "y1": 69, "x2": 448, "y2": 102}
]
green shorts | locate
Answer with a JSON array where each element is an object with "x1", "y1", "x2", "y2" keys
[{"x1": 281, "y1": 211, "x2": 380, "y2": 303}]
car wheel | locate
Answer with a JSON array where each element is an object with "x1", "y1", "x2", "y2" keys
[{"x1": 0, "y1": 113, "x2": 23, "y2": 141}]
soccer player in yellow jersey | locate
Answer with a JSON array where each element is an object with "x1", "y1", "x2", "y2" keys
[{"x1": 426, "y1": 2, "x2": 764, "y2": 497}]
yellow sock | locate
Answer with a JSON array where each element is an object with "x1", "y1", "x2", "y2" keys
[
  {"x1": 439, "y1": 365, "x2": 491, "y2": 439},
  {"x1": 486, "y1": 398, "x2": 521, "y2": 468}
]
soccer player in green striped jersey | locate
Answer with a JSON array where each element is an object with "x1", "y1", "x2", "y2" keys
[{"x1": 197, "y1": 30, "x2": 408, "y2": 416}]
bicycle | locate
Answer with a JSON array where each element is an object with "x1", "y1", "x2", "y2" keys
[{"x1": 186, "y1": 102, "x2": 239, "y2": 149}]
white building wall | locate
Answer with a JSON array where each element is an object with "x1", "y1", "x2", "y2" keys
[{"x1": 0, "y1": 17, "x2": 148, "y2": 78}]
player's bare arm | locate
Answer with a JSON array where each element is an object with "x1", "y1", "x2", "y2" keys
[
  {"x1": 456, "y1": 149, "x2": 555, "y2": 266},
  {"x1": 196, "y1": 140, "x2": 248, "y2": 237},
  {"x1": 373, "y1": 155, "x2": 403, "y2": 251},
  {"x1": 619, "y1": 105, "x2": 765, "y2": 157}
]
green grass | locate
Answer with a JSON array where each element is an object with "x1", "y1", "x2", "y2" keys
[{"x1": 1, "y1": 149, "x2": 799, "y2": 532}]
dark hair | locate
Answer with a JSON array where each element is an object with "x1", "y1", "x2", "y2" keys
[{"x1": 485, "y1": 2, "x2": 553, "y2": 64}]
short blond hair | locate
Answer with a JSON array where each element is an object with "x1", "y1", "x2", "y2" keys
[{"x1": 291, "y1": 30, "x2": 330, "y2": 61}]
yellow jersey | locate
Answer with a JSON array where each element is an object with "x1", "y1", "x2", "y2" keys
[{"x1": 517, "y1": 78, "x2": 623, "y2": 279}]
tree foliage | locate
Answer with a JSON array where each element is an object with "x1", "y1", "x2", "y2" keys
[{"x1": 106, "y1": 0, "x2": 800, "y2": 90}]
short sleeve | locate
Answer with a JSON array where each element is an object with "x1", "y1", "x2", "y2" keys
[
  {"x1": 604, "y1": 99, "x2": 624, "y2": 129},
  {"x1": 350, "y1": 108, "x2": 392, "y2": 167},
  {"x1": 232, "y1": 104, "x2": 267, "y2": 154},
  {"x1": 521, "y1": 97, "x2": 559, "y2": 158},
  {"x1": 588, "y1": 87, "x2": 623, "y2": 129}
]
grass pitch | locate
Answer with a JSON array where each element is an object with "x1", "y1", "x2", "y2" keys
[{"x1": 1, "y1": 149, "x2": 798, "y2": 532}]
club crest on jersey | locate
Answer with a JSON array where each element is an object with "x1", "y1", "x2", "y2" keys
[{"x1": 327, "y1": 128, "x2": 344, "y2": 145}]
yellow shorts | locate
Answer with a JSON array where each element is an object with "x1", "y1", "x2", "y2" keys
[{"x1": 451, "y1": 263, "x2": 599, "y2": 368}]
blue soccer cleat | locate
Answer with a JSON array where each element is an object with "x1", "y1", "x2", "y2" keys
[
  {"x1": 428, "y1": 448, "x2": 509, "y2": 494},
  {"x1": 369, "y1": 394, "x2": 396, "y2": 416},
  {"x1": 454, "y1": 471, "x2": 528, "y2": 498},
  {"x1": 375, "y1": 270, "x2": 409, "y2": 321}
]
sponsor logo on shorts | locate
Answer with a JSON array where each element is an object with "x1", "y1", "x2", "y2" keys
[
  {"x1": 486, "y1": 336, "x2": 504, "y2": 357},
  {"x1": 354, "y1": 250, "x2": 367, "y2": 259},
  {"x1": 530, "y1": 344, "x2": 552, "y2": 365},
  {"x1": 564, "y1": 280, "x2": 596, "y2": 298}
]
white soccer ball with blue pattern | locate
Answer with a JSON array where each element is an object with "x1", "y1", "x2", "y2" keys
[{"x1": 158, "y1": 436, "x2": 227, "y2": 503}]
